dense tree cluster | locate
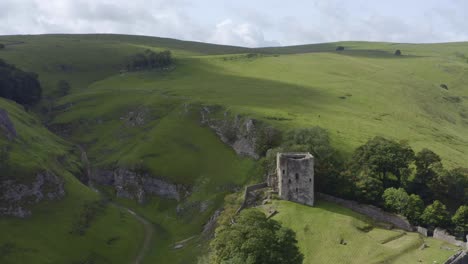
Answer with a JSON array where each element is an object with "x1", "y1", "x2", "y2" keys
[
  {"x1": 125, "y1": 49, "x2": 172, "y2": 71},
  {"x1": 261, "y1": 127, "x2": 468, "y2": 237},
  {"x1": 0, "y1": 59, "x2": 42, "y2": 105},
  {"x1": 209, "y1": 209, "x2": 303, "y2": 264}
]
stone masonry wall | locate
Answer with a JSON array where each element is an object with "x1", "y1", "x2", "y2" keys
[
  {"x1": 434, "y1": 228, "x2": 466, "y2": 248},
  {"x1": 318, "y1": 193, "x2": 414, "y2": 231}
]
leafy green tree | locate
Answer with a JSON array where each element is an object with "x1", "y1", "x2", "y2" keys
[
  {"x1": 57, "y1": 80, "x2": 71, "y2": 97},
  {"x1": 429, "y1": 167, "x2": 468, "y2": 207},
  {"x1": 0, "y1": 43, "x2": 5, "y2": 49},
  {"x1": 421, "y1": 200, "x2": 451, "y2": 228},
  {"x1": 210, "y1": 209, "x2": 303, "y2": 264},
  {"x1": 351, "y1": 137, "x2": 415, "y2": 187},
  {"x1": 382, "y1": 188, "x2": 409, "y2": 214},
  {"x1": 410, "y1": 149, "x2": 442, "y2": 201},
  {"x1": 452, "y1": 205, "x2": 468, "y2": 237},
  {"x1": 403, "y1": 194, "x2": 425, "y2": 225},
  {"x1": 355, "y1": 174, "x2": 384, "y2": 203},
  {"x1": 394, "y1": 50, "x2": 402, "y2": 56},
  {"x1": 284, "y1": 126, "x2": 343, "y2": 194}
]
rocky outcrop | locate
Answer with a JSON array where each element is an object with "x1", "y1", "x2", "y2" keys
[
  {"x1": 0, "y1": 108, "x2": 17, "y2": 140},
  {"x1": 0, "y1": 171, "x2": 65, "y2": 218},
  {"x1": 200, "y1": 106, "x2": 259, "y2": 159},
  {"x1": 202, "y1": 209, "x2": 223, "y2": 237},
  {"x1": 121, "y1": 106, "x2": 149, "y2": 127},
  {"x1": 92, "y1": 168, "x2": 188, "y2": 203}
]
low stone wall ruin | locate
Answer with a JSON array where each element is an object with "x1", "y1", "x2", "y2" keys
[
  {"x1": 236, "y1": 182, "x2": 268, "y2": 214},
  {"x1": 434, "y1": 228, "x2": 467, "y2": 248},
  {"x1": 317, "y1": 193, "x2": 414, "y2": 231}
]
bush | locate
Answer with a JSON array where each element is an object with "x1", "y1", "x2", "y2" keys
[
  {"x1": 336, "y1": 46, "x2": 345, "y2": 51},
  {"x1": 421, "y1": 200, "x2": 450, "y2": 228},
  {"x1": 210, "y1": 209, "x2": 303, "y2": 264},
  {"x1": 0, "y1": 59, "x2": 42, "y2": 105},
  {"x1": 394, "y1": 50, "x2": 402, "y2": 56},
  {"x1": 125, "y1": 49, "x2": 172, "y2": 71},
  {"x1": 382, "y1": 188, "x2": 409, "y2": 214},
  {"x1": 440, "y1": 84, "x2": 448, "y2": 90},
  {"x1": 403, "y1": 194, "x2": 424, "y2": 225},
  {"x1": 355, "y1": 174, "x2": 384, "y2": 203},
  {"x1": 0, "y1": 44, "x2": 4, "y2": 49},
  {"x1": 452, "y1": 205, "x2": 468, "y2": 237}
]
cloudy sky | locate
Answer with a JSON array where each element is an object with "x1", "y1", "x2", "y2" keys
[{"x1": 1, "y1": 0, "x2": 467, "y2": 47}]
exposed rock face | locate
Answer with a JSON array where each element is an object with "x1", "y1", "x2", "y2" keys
[
  {"x1": 0, "y1": 108, "x2": 17, "y2": 140},
  {"x1": 0, "y1": 171, "x2": 65, "y2": 218},
  {"x1": 121, "y1": 107, "x2": 149, "y2": 127},
  {"x1": 200, "y1": 106, "x2": 259, "y2": 159},
  {"x1": 92, "y1": 168, "x2": 188, "y2": 203},
  {"x1": 202, "y1": 209, "x2": 223, "y2": 237}
]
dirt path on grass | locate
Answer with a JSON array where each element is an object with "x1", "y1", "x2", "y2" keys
[
  {"x1": 79, "y1": 146, "x2": 154, "y2": 264},
  {"x1": 112, "y1": 202, "x2": 154, "y2": 264}
]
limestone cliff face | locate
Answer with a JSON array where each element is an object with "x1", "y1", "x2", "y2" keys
[
  {"x1": 91, "y1": 168, "x2": 189, "y2": 203},
  {"x1": 0, "y1": 171, "x2": 65, "y2": 218},
  {"x1": 0, "y1": 108, "x2": 17, "y2": 141},
  {"x1": 200, "y1": 106, "x2": 259, "y2": 159}
]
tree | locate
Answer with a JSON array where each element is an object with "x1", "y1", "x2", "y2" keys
[
  {"x1": 410, "y1": 149, "x2": 442, "y2": 201},
  {"x1": 355, "y1": 174, "x2": 384, "y2": 203},
  {"x1": 210, "y1": 209, "x2": 303, "y2": 264},
  {"x1": 382, "y1": 188, "x2": 409, "y2": 214},
  {"x1": 0, "y1": 59, "x2": 42, "y2": 105},
  {"x1": 283, "y1": 127, "x2": 343, "y2": 194},
  {"x1": 421, "y1": 200, "x2": 450, "y2": 228},
  {"x1": 394, "y1": 50, "x2": 402, "y2": 56},
  {"x1": 429, "y1": 167, "x2": 468, "y2": 207},
  {"x1": 351, "y1": 137, "x2": 415, "y2": 187},
  {"x1": 0, "y1": 43, "x2": 4, "y2": 49},
  {"x1": 126, "y1": 50, "x2": 173, "y2": 71},
  {"x1": 57, "y1": 80, "x2": 71, "y2": 97},
  {"x1": 336, "y1": 46, "x2": 345, "y2": 51},
  {"x1": 452, "y1": 205, "x2": 468, "y2": 237},
  {"x1": 403, "y1": 194, "x2": 424, "y2": 225}
]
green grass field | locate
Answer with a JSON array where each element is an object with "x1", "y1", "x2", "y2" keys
[
  {"x1": 264, "y1": 200, "x2": 458, "y2": 264},
  {"x1": 0, "y1": 97, "x2": 145, "y2": 264},
  {"x1": 1, "y1": 34, "x2": 468, "y2": 263}
]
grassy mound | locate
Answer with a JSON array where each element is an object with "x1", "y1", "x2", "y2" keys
[{"x1": 264, "y1": 200, "x2": 457, "y2": 264}]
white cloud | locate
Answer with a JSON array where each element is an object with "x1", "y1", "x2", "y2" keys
[
  {"x1": 208, "y1": 19, "x2": 278, "y2": 47},
  {"x1": 0, "y1": 0, "x2": 467, "y2": 47}
]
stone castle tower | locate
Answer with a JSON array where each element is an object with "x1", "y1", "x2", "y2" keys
[{"x1": 271, "y1": 152, "x2": 315, "y2": 206}]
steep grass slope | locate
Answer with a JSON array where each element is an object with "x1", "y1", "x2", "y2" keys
[{"x1": 0, "y1": 98, "x2": 144, "y2": 263}]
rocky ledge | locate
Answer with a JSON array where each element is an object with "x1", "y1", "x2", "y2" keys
[
  {"x1": 91, "y1": 168, "x2": 189, "y2": 203},
  {"x1": 0, "y1": 171, "x2": 65, "y2": 218}
]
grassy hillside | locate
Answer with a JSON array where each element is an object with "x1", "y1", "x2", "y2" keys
[
  {"x1": 0, "y1": 98, "x2": 145, "y2": 264},
  {"x1": 265, "y1": 200, "x2": 457, "y2": 264},
  {"x1": 1, "y1": 34, "x2": 468, "y2": 263}
]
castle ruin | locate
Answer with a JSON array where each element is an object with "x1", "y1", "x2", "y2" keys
[{"x1": 269, "y1": 152, "x2": 315, "y2": 206}]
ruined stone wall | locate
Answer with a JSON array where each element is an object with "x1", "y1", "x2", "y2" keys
[
  {"x1": 236, "y1": 182, "x2": 268, "y2": 214},
  {"x1": 317, "y1": 193, "x2": 414, "y2": 231},
  {"x1": 434, "y1": 228, "x2": 467, "y2": 248},
  {"x1": 277, "y1": 153, "x2": 314, "y2": 206},
  {"x1": 444, "y1": 251, "x2": 468, "y2": 264}
]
